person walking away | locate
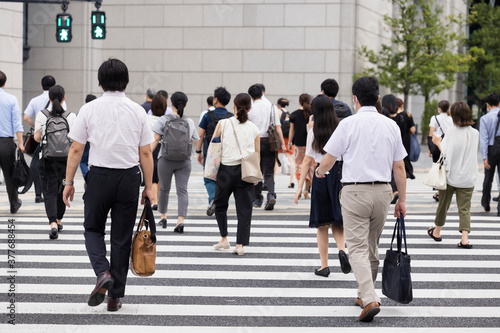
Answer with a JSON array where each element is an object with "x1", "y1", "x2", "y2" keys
[
  {"x1": 199, "y1": 96, "x2": 215, "y2": 126},
  {"x1": 428, "y1": 100, "x2": 453, "y2": 201},
  {"x1": 427, "y1": 102, "x2": 479, "y2": 248},
  {"x1": 196, "y1": 87, "x2": 233, "y2": 216},
  {"x1": 247, "y1": 84, "x2": 286, "y2": 210},
  {"x1": 34, "y1": 85, "x2": 75, "y2": 239},
  {"x1": 63, "y1": 58, "x2": 154, "y2": 312},
  {"x1": 151, "y1": 92, "x2": 199, "y2": 231},
  {"x1": 147, "y1": 93, "x2": 167, "y2": 210},
  {"x1": 0, "y1": 71, "x2": 24, "y2": 214},
  {"x1": 24, "y1": 75, "x2": 66, "y2": 203},
  {"x1": 141, "y1": 88, "x2": 156, "y2": 113},
  {"x1": 395, "y1": 99, "x2": 416, "y2": 179},
  {"x1": 289, "y1": 94, "x2": 313, "y2": 199},
  {"x1": 316, "y1": 77, "x2": 407, "y2": 322},
  {"x1": 480, "y1": 93, "x2": 500, "y2": 214},
  {"x1": 212, "y1": 93, "x2": 260, "y2": 256},
  {"x1": 294, "y1": 94, "x2": 351, "y2": 277},
  {"x1": 277, "y1": 98, "x2": 295, "y2": 188}
]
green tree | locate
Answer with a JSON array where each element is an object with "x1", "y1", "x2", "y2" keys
[
  {"x1": 466, "y1": 2, "x2": 500, "y2": 112},
  {"x1": 357, "y1": 0, "x2": 471, "y2": 137}
]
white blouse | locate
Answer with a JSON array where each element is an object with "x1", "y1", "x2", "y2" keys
[{"x1": 220, "y1": 117, "x2": 260, "y2": 166}]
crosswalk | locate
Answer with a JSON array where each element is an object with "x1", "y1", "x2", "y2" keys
[{"x1": 1, "y1": 214, "x2": 499, "y2": 332}]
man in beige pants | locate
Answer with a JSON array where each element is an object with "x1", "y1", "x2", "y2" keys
[{"x1": 316, "y1": 76, "x2": 407, "y2": 322}]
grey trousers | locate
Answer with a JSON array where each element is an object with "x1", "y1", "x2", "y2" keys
[{"x1": 158, "y1": 158, "x2": 191, "y2": 217}]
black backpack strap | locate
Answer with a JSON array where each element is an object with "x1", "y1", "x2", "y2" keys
[{"x1": 207, "y1": 111, "x2": 216, "y2": 122}]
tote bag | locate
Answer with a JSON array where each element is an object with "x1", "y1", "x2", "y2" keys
[
  {"x1": 229, "y1": 119, "x2": 263, "y2": 183},
  {"x1": 204, "y1": 121, "x2": 224, "y2": 181},
  {"x1": 423, "y1": 154, "x2": 447, "y2": 190},
  {"x1": 382, "y1": 215, "x2": 413, "y2": 304},
  {"x1": 409, "y1": 133, "x2": 420, "y2": 162}
]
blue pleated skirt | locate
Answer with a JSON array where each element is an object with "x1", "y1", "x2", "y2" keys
[{"x1": 309, "y1": 161, "x2": 343, "y2": 228}]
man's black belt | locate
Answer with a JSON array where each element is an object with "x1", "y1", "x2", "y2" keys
[{"x1": 342, "y1": 181, "x2": 390, "y2": 186}]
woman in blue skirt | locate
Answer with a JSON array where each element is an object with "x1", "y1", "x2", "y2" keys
[{"x1": 294, "y1": 94, "x2": 351, "y2": 277}]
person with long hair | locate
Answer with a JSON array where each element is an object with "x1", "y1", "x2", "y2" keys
[
  {"x1": 212, "y1": 93, "x2": 260, "y2": 256},
  {"x1": 294, "y1": 94, "x2": 351, "y2": 277},
  {"x1": 428, "y1": 102, "x2": 479, "y2": 248},
  {"x1": 34, "y1": 85, "x2": 76, "y2": 239},
  {"x1": 289, "y1": 93, "x2": 314, "y2": 198},
  {"x1": 277, "y1": 97, "x2": 295, "y2": 188},
  {"x1": 152, "y1": 92, "x2": 199, "y2": 232},
  {"x1": 148, "y1": 93, "x2": 167, "y2": 210}
]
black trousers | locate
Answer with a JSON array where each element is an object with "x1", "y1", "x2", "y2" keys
[
  {"x1": 254, "y1": 140, "x2": 276, "y2": 201},
  {"x1": 214, "y1": 164, "x2": 254, "y2": 245},
  {"x1": 0, "y1": 138, "x2": 19, "y2": 209},
  {"x1": 39, "y1": 158, "x2": 66, "y2": 223},
  {"x1": 482, "y1": 146, "x2": 500, "y2": 213},
  {"x1": 30, "y1": 143, "x2": 42, "y2": 197},
  {"x1": 83, "y1": 166, "x2": 141, "y2": 298}
]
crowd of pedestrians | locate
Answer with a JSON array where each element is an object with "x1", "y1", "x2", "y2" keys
[{"x1": 0, "y1": 58, "x2": 494, "y2": 321}]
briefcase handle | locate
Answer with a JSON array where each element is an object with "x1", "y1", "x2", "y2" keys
[
  {"x1": 389, "y1": 214, "x2": 408, "y2": 255},
  {"x1": 136, "y1": 198, "x2": 157, "y2": 243}
]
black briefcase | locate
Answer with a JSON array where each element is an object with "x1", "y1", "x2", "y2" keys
[{"x1": 382, "y1": 215, "x2": 413, "y2": 304}]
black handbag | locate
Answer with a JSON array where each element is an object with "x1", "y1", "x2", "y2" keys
[
  {"x1": 24, "y1": 128, "x2": 36, "y2": 156},
  {"x1": 382, "y1": 215, "x2": 413, "y2": 304},
  {"x1": 12, "y1": 149, "x2": 33, "y2": 194}
]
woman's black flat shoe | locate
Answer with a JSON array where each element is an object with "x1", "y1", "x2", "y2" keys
[
  {"x1": 152, "y1": 204, "x2": 158, "y2": 211},
  {"x1": 159, "y1": 218, "x2": 167, "y2": 229},
  {"x1": 174, "y1": 223, "x2": 184, "y2": 234},
  {"x1": 314, "y1": 266, "x2": 330, "y2": 277},
  {"x1": 57, "y1": 224, "x2": 63, "y2": 232},
  {"x1": 339, "y1": 250, "x2": 352, "y2": 274},
  {"x1": 288, "y1": 183, "x2": 295, "y2": 188},
  {"x1": 433, "y1": 193, "x2": 439, "y2": 202},
  {"x1": 49, "y1": 227, "x2": 58, "y2": 240}
]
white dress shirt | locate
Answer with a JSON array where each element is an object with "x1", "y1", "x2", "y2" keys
[
  {"x1": 248, "y1": 99, "x2": 280, "y2": 138},
  {"x1": 429, "y1": 113, "x2": 454, "y2": 137},
  {"x1": 220, "y1": 117, "x2": 260, "y2": 166},
  {"x1": 69, "y1": 91, "x2": 154, "y2": 169},
  {"x1": 323, "y1": 106, "x2": 407, "y2": 183}
]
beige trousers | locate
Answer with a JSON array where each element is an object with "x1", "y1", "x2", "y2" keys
[{"x1": 340, "y1": 184, "x2": 392, "y2": 305}]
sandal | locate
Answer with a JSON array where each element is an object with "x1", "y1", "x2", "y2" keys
[
  {"x1": 427, "y1": 227, "x2": 442, "y2": 242},
  {"x1": 457, "y1": 241, "x2": 472, "y2": 249},
  {"x1": 433, "y1": 193, "x2": 439, "y2": 202}
]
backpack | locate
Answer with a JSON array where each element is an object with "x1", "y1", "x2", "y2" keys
[
  {"x1": 332, "y1": 99, "x2": 352, "y2": 121},
  {"x1": 280, "y1": 110, "x2": 290, "y2": 137},
  {"x1": 204, "y1": 111, "x2": 233, "y2": 144},
  {"x1": 161, "y1": 114, "x2": 192, "y2": 161},
  {"x1": 40, "y1": 109, "x2": 71, "y2": 159}
]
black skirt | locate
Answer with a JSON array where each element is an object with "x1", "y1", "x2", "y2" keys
[{"x1": 309, "y1": 161, "x2": 343, "y2": 228}]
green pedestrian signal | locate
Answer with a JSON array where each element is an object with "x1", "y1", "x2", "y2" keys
[
  {"x1": 56, "y1": 13, "x2": 72, "y2": 43},
  {"x1": 91, "y1": 11, "x2": 106, "y2": 40}
]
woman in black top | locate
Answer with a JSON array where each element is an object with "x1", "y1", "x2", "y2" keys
[
  {"x1": 277, "y1": 98, "x2": 295, "y2": 188},
  {"x1": 289, "y1": 93, "x2": 313, "y2": 198}
]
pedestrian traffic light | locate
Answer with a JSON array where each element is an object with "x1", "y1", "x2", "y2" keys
[
  {"x1": 91, "y1": 11, "x2": 106, "y2": 40},
  {"x1": 56, "y1": 13, "x2": 72, "y2": 43}
]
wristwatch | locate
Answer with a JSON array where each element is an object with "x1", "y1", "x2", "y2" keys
[
  {"x1": 62, "y1": 179, "x2": 74, "y2": 186},
  {"x1": 196, "y1": 150, "x2": 202, "y2": 154}
]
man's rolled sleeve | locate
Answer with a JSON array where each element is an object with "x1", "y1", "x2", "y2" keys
[
  {"x1": 139, "y1": 117, "x2": 155, "y2": 147},
  {"x1": 12, "y1": 100, "x2": 23, "y2": 133},
  {"x1": 68, "y1": 112, "x2": 88, "y2": 145}
]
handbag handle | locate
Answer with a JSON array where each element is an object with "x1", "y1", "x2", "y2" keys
[
  {"x1": 136, "y1": 198, "x2": 156, "y2": 243},
  {"x1": 389, "y1": 214, "x2": 408, "y2": 255}
]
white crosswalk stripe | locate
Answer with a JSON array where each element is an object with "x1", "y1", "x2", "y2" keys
[{"x1": 1, "y1": 214, "x2": 499, "y2": 330}]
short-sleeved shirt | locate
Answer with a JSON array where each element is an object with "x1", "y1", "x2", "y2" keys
[
  {"x1": 429, "y1": 113, "x2": 453, "y2": 137},
  {"x1": 198, "y1": 107, "x2": 231, "y2": 130},
  {"x1": 0, "y1": 88, "x2": 23, "y2": 137},
  {"x1": 24, "y1": 91, "x2": 67, "y2": 120},
  {"x1": 69, "y1": 91, "x2": 154, "y2": 169},
  {"x1": 220, "y1": 117, "x2": 260, "y2": 166},
  {"x1": 248, "y1": 99, "x2": 280, "y2": 138},
  {"x1": 289, "y1": 109, "x2": 309, "y2": 146},
  {"x1": 34, "y1": 106, "x2": 76, "y2": 136},
  {"x1": 305, "y1": 128, "x2": 324, "y2": 163},
  {"x1": 323, "y1": 106, "x2": 407, "y2": 183}
]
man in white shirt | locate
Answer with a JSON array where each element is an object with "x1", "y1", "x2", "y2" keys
[
  {"x1": 316, "y1": 76, "x2": 407, "y2": 322},
  {"x1": 24, "y1": 75, "x2": 66, "y2": 203},
  {"x1": 198, "y1": 96, "x2": 215, "y2": 125},
  {"x1": 247, "y1": 84, "x2": 285, "y2": 210},
  {"x1": 63, "y1": 59, "x2": 154, "y2": 312}
]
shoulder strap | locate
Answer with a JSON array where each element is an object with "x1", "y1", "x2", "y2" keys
[
  {"x1": 229, "y1": 118, "x2": 243, "y2": 158},
  {"x1": 269, "y1": 105, "x2": 276, "y2": 125},
  {"x1": 41, "y1": 109, "x2": 50, "y2": 118},
  {"x1": 207, "y1": 111, "x2": 216, "y2": 122},
  {"x1": 62, "y1": 110, "x2": 71, "y2": 119},
  {"x1": 434, "y1": 115, "x2": 443, "y2": 132}
]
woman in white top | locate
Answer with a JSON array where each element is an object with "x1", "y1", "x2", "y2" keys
[
  {"x1": 34, "y1": 85, "x2": 76, "y2": 240},
  {"x1": 212, "y1": 93, "x2": 260, "y2": 256},
  {"x1": 428, "y1": 102, "x2": 479, "y2": 248},
  {"x1": 294, "y1": 95, "x2": 351, "y2": 277},
  {"x1": 148, "y1": 93, "x2": 166, "y2": 211},
  {"x1": 152, "y1": 92, "x2": 199, "y2": 232}
]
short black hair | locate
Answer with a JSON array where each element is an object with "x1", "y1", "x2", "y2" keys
[
  {"x1": 157, "y1": 90, "x2": 168, "y2": 99},
  {"x1": 352, "y1": 76, "x2": 379, "y2": 107},
  {"x1": 381, "y1": 94, "x2": 398, "y2": 115},
  {"x1": 277, "y1": 98, "x2": 289, "y2": 108},
  {"x1": 248, "y1": 84, "x2": 263, "y2": 100},
  {"x1": 321, "y1": 78, "x2": 339, "y2": 98},
  {"x1": 41, "y1": 75, "x2": 56, "y2": 90},
  {"x1": 214, "y1": 87, "x2": 231, "y2": 106},
  {"x1": 485, "y1": 93, "x2": 500, "y2": 107},
  {"x1": 207, "y1": 96, "x2": 214, "y2": 106},
  {"x1": 85, "y1": 94, "x2": 97, "y2": 103},
  {"x1": 0, "y1": 71, "x2": 6, "y2": 87},
  {"x1": 98, "y1": 58, "x2": 129, "y2": 92},
  {"x1": 255, "y1": 83, "x2": 265, "y2": 93}
]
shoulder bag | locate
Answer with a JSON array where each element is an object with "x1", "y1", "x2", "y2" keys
[
  {"x1": 229, "y1": 119, "x2": 263, "y2": 183},
  {"x1": 204, "y1": 120, "x2": 225, "y2": 181},
  {"x1": 427, "y1": 115, "x2": 443, "y2": 156},
  {"x1": 24, "y1": 128, "x2": 36, "y2": 156},
  {"x1": 423, "y1": 153, "x2": 447, "y2": 190},
  {"x1": 267, "y1": 105, "x2": 281, "y2": 152},
  {"x1": 12, "y1": 149, "x2": 33, "y2": 194},
  {"x1": 382, "y1": 215, "x2": 413, "y2": 304},
  {"x1": 130, "y1": 198, "x2": 157, "y2": 277},
  {"x1": 490, "y1": 112, "x2": 500, "y2": 160}
]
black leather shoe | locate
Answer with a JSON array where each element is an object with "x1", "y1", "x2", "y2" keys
[
  {"x1": 107, "y1": 297, "x2": 122, "y2": 311},
  {"x1": 10, "y1": 199, "x2": 22, "y2": 214},
  {"x1": 49, "y1": 227, "x2": 58, "y2": 240},
  {"x1": 159, "y1": 218, "x2": 167, "y2": 229},
  {"x1": 482, "y1": 204, "x2": 491, "y2": 212},
  {"x1": 35, "y1": 196, "x2": 44, "y2": 203},
  {"x1": 88, "y1": 270, "x2": 114, "y2": 307},
  {"x1": 493, "y1": 196, "x2": 499, "y2": 202},
  {"x1": 57, "y1": 223, "x2": 63, "y2": 232},
  {"x1": 314, "y1": 266, "x2": 330, "y2": 277},
  {"x1": 264, "y1": 197, "x2": 276, "y2": 211},
  {"x1": 174, "y1": 223, "x2": 184, "y2": 234},
  {"x1": 339, "y1": 250, "x2": 352, "y2": 274},
  {"x1": 152, "y1": 204, "x2": 158, "y2": 211}
]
